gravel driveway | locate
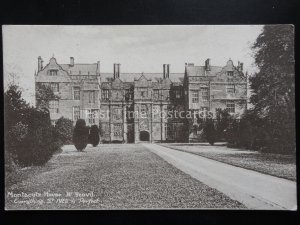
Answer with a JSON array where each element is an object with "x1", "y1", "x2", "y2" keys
[{"x1": 5, "y1": 144, "x2": 244, "y2": 209}]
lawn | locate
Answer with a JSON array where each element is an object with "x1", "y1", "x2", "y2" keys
[
  {"x1": 161, "y1": 143, "x2": 296, "y2": 181},
  {"x1": 5, "y1": 144, "x2": 244, "y2": 209}
]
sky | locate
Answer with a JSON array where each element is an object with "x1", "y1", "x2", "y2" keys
[{"x1": 3, "y1": 25, "x2": 263, "y2": 105}]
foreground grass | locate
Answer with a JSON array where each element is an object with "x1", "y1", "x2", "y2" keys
[
  {"x1": 161, "y1": 143, "x2": 296, "y2": 181},
  {"x1": 5, "y1": 144, "x2": 244, "y2": 209}
]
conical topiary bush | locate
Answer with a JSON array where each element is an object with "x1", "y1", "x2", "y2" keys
[
  {"x1": 73, "y1": 119, "x2": 89, "y2": 151},
  {"x1": 88, "y1": 125, "x2": 100, "y2": 147}
]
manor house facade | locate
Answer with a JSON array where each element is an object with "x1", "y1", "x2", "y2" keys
[{"x1": 35, "y1": 56, "x2": 247, "y2": 143}]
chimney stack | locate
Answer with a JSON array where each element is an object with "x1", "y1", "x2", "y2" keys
[
  {"x1": 163, "y1": 64, "x2": 170, "y2": 79},
  {"x1": 96, "y1": 61, "x2": 100, "y2": 75},
  {"x1": 38, "y1": 56, "x2": 43, "y2": 72},
  {"x1": 205, "y1": 58, "x2": 211, "y2": 71},
  {"x1": 237, "y1": 61, "x2": 244, "y2": 72},
  {"x1": 70, "y1": 57, "x2": 74, "y2": 67},
  {"x1": 114, "y1": 63, "x2": 120, "y2": 79}
]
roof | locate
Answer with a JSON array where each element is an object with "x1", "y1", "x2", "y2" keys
[
  {"x1": 186, "y1": 66, "x2": 222, "y2": 77},
  {"x1": 100, "y1": 73, "x2": 184, "y2": 83},
  {"x1": 60, "y1": 64, "x2": 98, "y2": 75}
]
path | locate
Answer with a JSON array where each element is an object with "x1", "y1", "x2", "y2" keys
[{"x1": 143, "y1": 143, "x2": 297, "y2": 210}]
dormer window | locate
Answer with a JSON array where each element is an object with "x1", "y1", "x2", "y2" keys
[
  {"x1": 49, "y1": 70, "x2": 58, "y2": 76},
  {"x1": 227, "y1": 71, "x2": 233, "y2": 77}
]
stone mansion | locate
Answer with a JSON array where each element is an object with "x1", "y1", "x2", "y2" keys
[{"x1": 35, "y1": 56, "x2": 247, "y2": 143}]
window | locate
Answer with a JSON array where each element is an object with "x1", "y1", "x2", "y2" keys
[
  {"x1": 73, "y1": 87, "x2": 80, "y2": 100},
  {"x1": 201, "y1": 87, "x2": 208, "y2": 101},
  {"x1": 87, "y1": 109, "x2": 98, "y2": 124},
  {"x1": 153, "y1": 90, "x2": 159, "y2": 99},
  {"x1": 165, "y1": 124, "x2": 173, "y2": 140},
  {"x1": 165, "y1": 91, "x2": 170, "y2": 100},
  {"x1": 227, "y1": 71, "x2": 234, "y2": 77},
  {"x1": 226, "y1": 84, "x2": 235, "y2": 94},
  {"x1": 102, "y1": 89, "x2": 109, "y2": 100},
  {"x1": 175, "y1": 90, "x2": 181, "y2": 99},
  {"x1": 153, "y1": 106, "x2": 160, "y2": 119},
  {"x1": 114, "y1": 124, "x2": 122, "y2": 136},
  {"x1": 49, "y1": 100, "x2": 59, "y2": 113},
  {"x1": 141, "y1": 104, "x2": 146, "y2": 112},
  {"x1": 141, "y1": 104, "x2": 147, "y2": 115},
  {"x1": 113, "y1": 108, "x2": 122, "y2": 120},
  {"x1": 89, "y1": 91, "x2": 96, "y2": 103},
  {"x1": 125, "y1": 89, "x2": 133, "y2": 101},
  {"x1": 226, "y1": 101, "x2": 235, "y2": 113},
  {"x1": 50, "y1": 83, "x2": 59, "y2": 92},
  {"x1": 141, "y1": 91, "x2": 145, "y2": 98},
  {"x1": 73, "y1": 106, "x2": 80, "y2": 121},
  {"x1": 48, "y1": 70, "x2": 58, "y2": 76},
  {"x1": 191, "y1": 91, "x2": 199, "y2": 103},
  {"x1": 164, "y1": 124, "x2": 168, "y2": 139}
]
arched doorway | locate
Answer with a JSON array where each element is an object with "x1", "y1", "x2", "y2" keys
[{"x1": 140, "y1": 131, "x2": 150, "y2": 142}]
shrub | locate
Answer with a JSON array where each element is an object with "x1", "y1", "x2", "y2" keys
[
  {"x1": 225, "y1": 119, "x2": 239, "y2": 148},
  {"x1": 88, "y1": 125, "x2": 100, "y2": 147},
  {"x1": 203, "y1": 120, "x2": 217, "y2": 145},
  {"x1": 15, "y1": 108, "x2": 61, "y2": 166},
  {"x1": 54, "y1": 117, "x2": 73, "y2": 145},
  {"x1": 215, "y1": 108, "x2": 232, "y2": 141},
  {"x1": 73, "y1": 119, "x2": 89, "y2": 151},
  {"x1": 5, "y1": 84, "x2": 63, "y2": 169}
]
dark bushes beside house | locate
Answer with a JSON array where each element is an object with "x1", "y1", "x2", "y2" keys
[
  {"x1": 88, "y1": 125, "x2": 100, "y2": 147},
  {"x1": 54, "y1": 117, "x2": 73, "y2": 145},
  {"x1": 214, "y1": 108, "x2": 295, "y2": 154},
  {"x1": 5, "y1": 85, "x2": 62, "y2": 168},
  {"x1": 203, "y1": 119, "x2": 217, "y2": 146},
  {"x1": 73, "y1": 119, "x2": 89, "y2": 151},
  {"x1": 15, "y1": 108, "x2": 61, "y2": 166},
  {"x1": 210, "y1": 25, "x2": 295, "y2": 155}
]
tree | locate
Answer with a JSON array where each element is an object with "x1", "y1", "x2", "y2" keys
[
  {"x1": 5, "y1": 85, "x2": 29, "y2": 168},
  {"x1": 54, "y1": 117, "x2": 73, "y2": 145},
  {"x1": 250, "y1": 25, "x2": 295, "y2": 153},
  {"x1": 5, "y1": 83, "x2": 62, "y2": 167},
  {"x1": 88, "y1": 125, "x2": 100, "y2": 147},
  {"x1": 4, "y1": 84, "x2": 29, "y2": 129},
  {"x1": 36, "y1": 83, "x2": 60, "y2": 109},
  {"x1": 73, "y1": 119, "x2": 89, "y2": 151}
]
